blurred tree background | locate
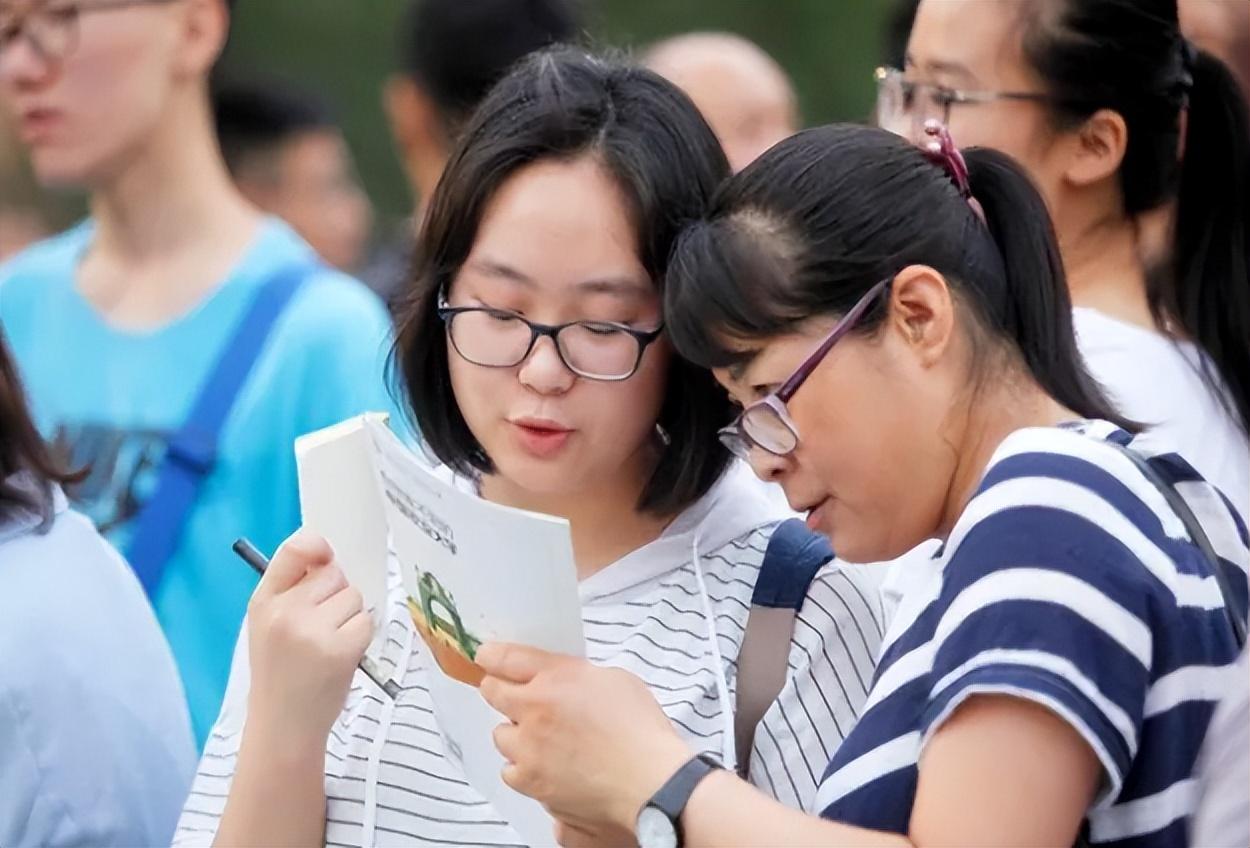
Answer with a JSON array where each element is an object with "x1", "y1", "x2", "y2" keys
[{"x1": 219, "y1": 0, "x2": 899, "y2": 227}]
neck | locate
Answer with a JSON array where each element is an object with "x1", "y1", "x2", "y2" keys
[
  {"x1": 1058, "y1": 205, "x2": 1157, "y2": 332},
  {"x1": 406, "y1": 142, "x2": 448, "y2": 225},
  {"x1": 935, "y1": 372, "x2": 1075, "y2": 540},
  {"x1": 480, "y1": 445, "x2": 674, "y2": 580},
  {"x1": 89, "y1": 89, "x2": 255, "y2": 263}
]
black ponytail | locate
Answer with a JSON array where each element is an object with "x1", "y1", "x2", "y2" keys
[
  {"x1": 964, "y1": 148, "x2": 1135, "y2": 430},
  {"x1": 1166, "y1": 48, "x2": 1250, "y2": 435},
  {"x1": 1017, "y1": 0, "x2": 1250, "y2": 436}
]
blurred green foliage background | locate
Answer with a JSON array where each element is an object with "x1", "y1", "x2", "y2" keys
[{"x1": 219, "y1": 0, "x2": 900, "y2": 226}]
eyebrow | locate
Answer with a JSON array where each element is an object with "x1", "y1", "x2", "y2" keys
[
  {"x1": 464, "y1": 259, "x2": 652, "y2": 299},
  {"x1": 904, "y1": 53, "x2": 980, "y2": 86}
]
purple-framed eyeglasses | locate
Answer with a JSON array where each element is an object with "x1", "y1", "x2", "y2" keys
[{"x1": 718, "y1": 276, "x2": 892, "y2": 461}]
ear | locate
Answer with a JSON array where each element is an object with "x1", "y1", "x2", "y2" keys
[
  {"x1": 885, "y1": 264, "x2": 956, "y2": 369},
  {"x1": 173, "y1": 0, "x2": 230, "y2": 77},
  {"x1": 384, "y1": 75, "x2": 441, "y2": 153},
  {"x1": 1061, "y1": 108, "x2": 1128, "y2": 189}
]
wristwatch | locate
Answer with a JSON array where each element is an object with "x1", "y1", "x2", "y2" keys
[{"x1": 635, "y1": 754, "x2": 722, "y2": 848}]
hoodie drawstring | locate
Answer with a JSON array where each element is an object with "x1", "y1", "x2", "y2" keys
[{"x1": 690, "y1": 530, "x2": 738, "y2": 773}]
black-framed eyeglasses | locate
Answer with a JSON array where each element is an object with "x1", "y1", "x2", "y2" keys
[
  {"x1": 0, "y1": 0, "x2": 179, "y2": 64},
  {"x1": 719, "y1": 277, "x2": 892, "y2": 461},
  {"x1": 436, "y1": 294, "x2": 665, "y2": 382},
  {"x1": 873, "y1": 66, "x2": 1056, "y2": 140}
]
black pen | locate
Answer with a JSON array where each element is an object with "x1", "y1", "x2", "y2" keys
[{"x1": 232, "y1": 538, "x2": 400, "y2": 700}]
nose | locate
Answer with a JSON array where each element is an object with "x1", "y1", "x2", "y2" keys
[
  {"x1": 516, "y1": 335, "x2": 576, "y2": 396},
  {"x1": 745, "y1": 445, "x2": 791, "y2": 484},
  {"x1": 0, "y1": 31, "x2": 55, "y2": 92}
]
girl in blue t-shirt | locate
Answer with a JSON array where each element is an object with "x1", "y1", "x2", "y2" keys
[{"x1": 470, "y1": 122, "x2": 1248, "y2": 848}]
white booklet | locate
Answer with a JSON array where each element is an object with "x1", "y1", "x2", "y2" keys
[{"x1": 296, "y1": 414, "x2": 585, "y2": 845}]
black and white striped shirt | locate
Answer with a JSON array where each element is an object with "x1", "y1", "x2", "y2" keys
[{"x1": 175, "y1": 465, "x2": 885, "y2": 846}]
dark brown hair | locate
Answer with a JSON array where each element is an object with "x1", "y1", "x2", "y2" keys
[
  {"x1": 1, "y1": 330, "x2": 83, "y2": 528},
  {"x1": 393, "y1": 48, "x2": 734, "y2": 515}
]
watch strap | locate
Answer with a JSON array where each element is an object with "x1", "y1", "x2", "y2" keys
[{"x1": 647, "y1": 754, "x2": 721, "y2": 845}]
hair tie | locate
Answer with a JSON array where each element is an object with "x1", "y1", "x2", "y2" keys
[{"x1": 920, "y1": 120, "x2": 986, "y2": 224}]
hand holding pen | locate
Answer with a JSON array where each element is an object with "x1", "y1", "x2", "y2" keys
[{"x1": 232, "y1": 532, "x2": 398, "y2": 747}]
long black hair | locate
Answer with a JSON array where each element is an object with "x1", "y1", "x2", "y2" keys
[
  {"x1": 1016, "y1": 0, "x2": 1250, "y2": 435},
  {"x1": 665, "y1": 123, "x2": 1135, "y2": 435},
  {"x1": 394, "y1": 47, "x2": 733, "y2": 515},
  {"x1": 1, "y1": 329, "x2": 82, "y2": 528}
]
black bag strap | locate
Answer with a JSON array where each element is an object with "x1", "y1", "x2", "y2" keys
[
  {"x1": 734, "y1": 518, "x2": 833, "y2": 776},
  {"x1": 1110, "y1": 442, "x2": 1246, "y2": 648}
]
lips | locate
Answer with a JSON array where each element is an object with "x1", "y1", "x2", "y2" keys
[
  {"x1": 801, "y1": 497, "x2": 832, "y2": 533},
  {"x1": 18, "y1": 107, "x2": 62, "y2": 144},
  {"x1": 508, "y1": 417, "x2": 575, "y2": 459}
]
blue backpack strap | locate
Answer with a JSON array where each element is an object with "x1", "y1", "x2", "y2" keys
[
  {"x1": 734, "y1": 518, "x2": 834, "y2": 774},
  {"x1": 751, "y1": 518, "x2": 835, "y2": 609},
  {"x1": 126, "y1": 263, "x2": 313, "y2": 597}
]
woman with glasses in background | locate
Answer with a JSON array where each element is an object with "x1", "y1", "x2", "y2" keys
[
  {"x1": 875, "y1": 0, "x2": 1250, "y2": 524},
  {"x1": 175, "y1": 49, "x2": 884, "y2": 847},
  {"x1": 467, "y1": 123, "x2": 1248, "y2": 848}
]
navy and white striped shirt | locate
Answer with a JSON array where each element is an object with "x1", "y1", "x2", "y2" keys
[{"x1": 815, "y1": 420, "x2": 1248, "y2": 847}]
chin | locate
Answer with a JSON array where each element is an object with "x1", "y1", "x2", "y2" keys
[{"x1": 489, "y1": 449, "x2": 585, "y2": 498}]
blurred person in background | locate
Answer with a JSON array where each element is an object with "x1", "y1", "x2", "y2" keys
[
  {"x1": 0, "y1": 109, "x2": 49, "y2": 259},
  {"x1": 214, "y1": 76, "x2": 373, "y2": 273},
  {"x1": 882, "y1": 0, "x2": 1250, "y2": 523},
  {"x1": 1179, "y1": 0, "x2": 1250, "y2": 103},
  {"x1": 0, "y1": 0, "x2": 397, "y2": 746},
  {"x1": 0, "y1": 326, "x2": 195, "y2": 846},
  {"x1": 363, "y1": 0, "x2": 581, "y2": 306},
  {"x1": 644, "y1": 31, "x2": 799, "y2": 173}
]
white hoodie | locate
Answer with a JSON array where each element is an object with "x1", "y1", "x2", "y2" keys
[{"x1": 176, "y1": 463, "x2": 885, "y2": 846}]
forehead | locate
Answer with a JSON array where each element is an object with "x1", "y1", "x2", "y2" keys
[
  {"x1": 466, "y1": 156, "x2": 652, "y2": 290},
  {"x1": 908, "y1": 0, "x2": 1033, "y2": 84}
]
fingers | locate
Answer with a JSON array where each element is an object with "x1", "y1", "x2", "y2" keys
[
  {"x1": 477, "y1": 642, "x2": 552, "y2": 684},
  {"x1": 480, "y1": 674, "x2": 526, "y2": 720},
  {"x1": 252, "y1": 528, "x2": 334, "y2": 601},
  {"x1": 318, "y1": 583, "x2": 365, "y2": 629},
  {"x1": 493, "y1": 719, "x2": 521, "y2": 763}
]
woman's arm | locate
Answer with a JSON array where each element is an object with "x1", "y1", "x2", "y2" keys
[
  {"x1": 213, "y1": 723, "x2": 329, "y2": 847},
  {"x1": 212, "y1": 531, "x2": 373, "y2": 847},
  {"x1": 479, "y1": 645, "x2": 1100, "y2": 848},
  {"x1": 678, "y1": 695, "x2": 1098, "y2": 847}
]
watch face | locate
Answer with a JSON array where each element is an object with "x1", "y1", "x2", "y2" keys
[{"x1": 636, "y1": 805, "x2": 679, "y2": 848}]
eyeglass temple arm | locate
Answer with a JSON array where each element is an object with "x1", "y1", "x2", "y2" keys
[{"x1": 775, "y1": 278, "x2": 891, "y2": 403}]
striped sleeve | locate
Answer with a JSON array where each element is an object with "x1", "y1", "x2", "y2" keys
[
  {"x1": 749, "y1": 561, "x2": 885, "y2": 811},
  {"x1": 172, "y1": 629, "x2": 252, "y2": 845},
  {"x1": 918, "y1": 480, "x2": 1158, "y2": 802}
]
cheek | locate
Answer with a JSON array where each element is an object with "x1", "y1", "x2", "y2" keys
[{"x1": 447, "y1": 347, "x2": 501, "y2": 439}]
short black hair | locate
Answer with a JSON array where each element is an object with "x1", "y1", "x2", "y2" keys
[
  {"x1": 398, "y1": 0, "x2": 582, "y2": 137},
  {"x1": 212, "y1": 77, "x2": 336, "y2": 179},
  {"x1": 394, "y1": 47, "x2": 733, "y2": 516}
]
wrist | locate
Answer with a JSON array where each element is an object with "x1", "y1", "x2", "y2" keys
[
  {"x1": 613, "y1": 737, "x2": 697, "y2": 834},
  {"x1": 244, "y1": 702, "x2": 332, "y2": 769}
]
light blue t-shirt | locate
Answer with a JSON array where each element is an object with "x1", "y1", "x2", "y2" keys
[
  {"x1": 1, "y1": 480, "x2": 196, "y2": 846},
  {"x1": 0, "y1": 219, "x2": 403, "y2": 744}
]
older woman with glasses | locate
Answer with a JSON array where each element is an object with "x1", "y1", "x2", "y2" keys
[{"x1": 472, "y1": 124, "x2": 1248, "y2": 848}]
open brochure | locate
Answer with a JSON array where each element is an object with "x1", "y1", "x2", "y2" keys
[{"x1": 295, "y1": 414, "x2": 585, "y2": 845}]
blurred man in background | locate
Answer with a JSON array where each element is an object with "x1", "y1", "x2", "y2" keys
[
  {"x1": 0, "y1": 0, "x2": 396, "y2": 746},
  {"x1": 0, "y1": 110, "x2": 48, "y2": 260},
  {"x1": 214, "y1": 77, "x2": 372, "y2": 272},
  {"x1": 645, "y1": 31, "x2": 799, "y2": 172},
  {"x1": 362, "y1": 0, "x2": 581, "y2": 304}
]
